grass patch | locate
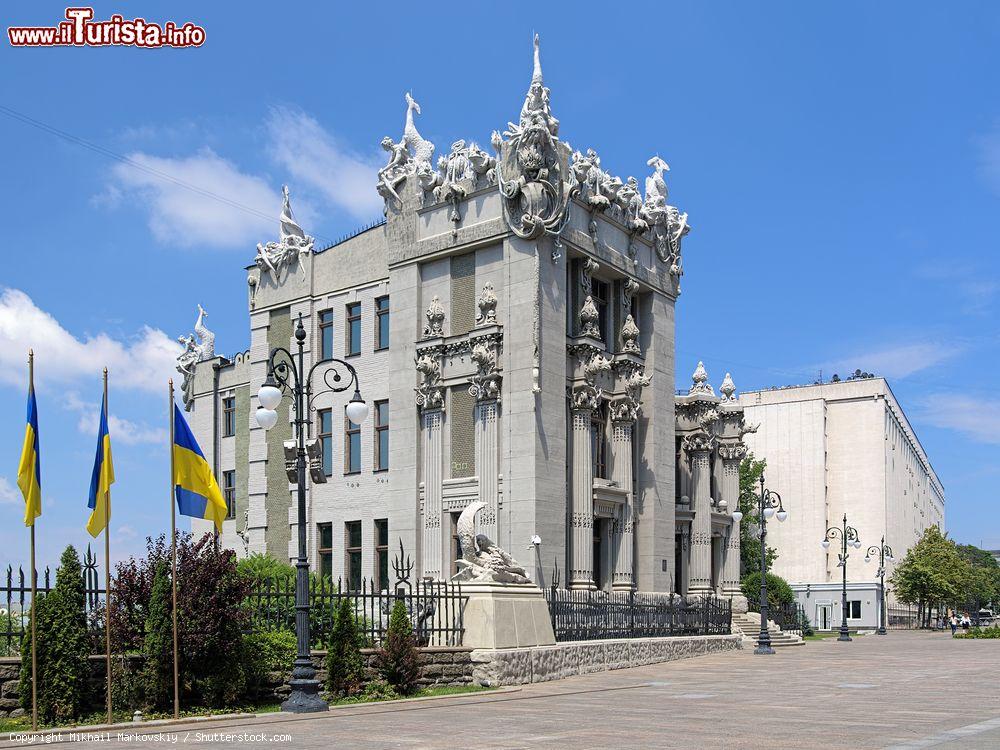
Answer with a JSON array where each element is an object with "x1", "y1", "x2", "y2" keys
[
  {"x1": 329, "y1": 683, "x2": 492, "y2": 706},
  {"x1": 0, "y1": 702, "x2": 282, "y2": 732}
]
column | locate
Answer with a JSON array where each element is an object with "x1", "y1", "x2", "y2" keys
[
  {"x1": 475, "y1": 399, "x2": 500, "y2": 542},
  {"x1": 685, "y1": 435, "x2": 714, "y2": 597},
  {"x1": 611, "y1": 417, "x2": 635, "y2": 591},
  {"x1": 421, "y1": 408, "x2": 444, "y2": 580},
  {"x1": 719, "y1": 443, "x2": 746, "y2": 602},
  {"x1": 569, "y1": 398, "x2": 595, "y2": 590}
]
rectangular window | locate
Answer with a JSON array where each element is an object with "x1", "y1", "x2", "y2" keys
[
  {"x1": 222, "y1": 397, "x2": 236, "y2": 437},
  {"x1": 346, "y1": 302, "x2": 361, "y2": 356},
  {"x1": 223, "y1": 470, "x2": 236, "y2": 520},
  {"x1": 375, "y1": 296, "x2": 389, "y2": 351},
  {"x1": 345, "y1": 521, "x2": 362, "y2": 591},
  {"x1": 319, "y1": 309, "x2": 334, "y2": 361},
  {"x1": 318, "y1": 409, "x2": 333, "y2": 477},
  {"x1": 592, "y1": 278, "x2": 610, "y2": 346},
  {"x1": 592, "y1": 405, "x2": 607, "y2": 479},
  {"x1": 374, "y1": 400, "x2": 389, "y2": 472},
  {"x1": 848, "y1": 600, "x2": 862, "y2": 619},
  {"x1": 450, "y1": 512, "x2": 463, "y2": 578},
  {"x1": 318, "y1": 522, "x2": 333, "y2": 580},
  {"x1": 345, "y1": 408, "x2": 361, "y2": 474},
  {"x1": 375, "y1": 519, "x2": 389, "y2": 591}
]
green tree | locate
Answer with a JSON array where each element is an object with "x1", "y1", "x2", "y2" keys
[
  {"x1": 326, "y1": 597, "x2": 365, "y2": 697},
  {"x1": 375, "y1": 600, "x2": 419, "y2": 695},
  {"x1": 738, "y1": 455, "x2": 776, "y2": 576},
  {"x1": 19, "y1": 546, "x2": 91, "y2": 724},
  {"x1": 141, "y1": 561, "x2": 174, "y2": 711},
  {"x1": 890, "y1": 526, "x2": 968, "y2": 626},
  {"x1": 740, "y1": 571, "x2": 795, "y2": 610}
]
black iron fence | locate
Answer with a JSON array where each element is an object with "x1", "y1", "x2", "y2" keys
[
  {"x1": 244, "y1": 576, "x2": 467, "y2": 647},
  {"x1": 543, "y1": 588, "x2": 731, "y2": 642},
  {"x1": 771, "y1": 602, "x2": 808, "y2": 636}
]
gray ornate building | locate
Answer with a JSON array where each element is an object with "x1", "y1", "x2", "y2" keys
[{"x1": 183, "y1": 37, "x2": 746, "y2": 604}]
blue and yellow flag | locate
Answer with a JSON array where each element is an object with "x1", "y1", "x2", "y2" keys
[
  {"x1": 173, "y1": 405, "x2": 227, "y2": 532},
  {"x1": 17, "y1": 386, "x2": 41, "y2": 527},
  {"x1": 86, "y1": 394, "x2": 115, "y2": 537}
]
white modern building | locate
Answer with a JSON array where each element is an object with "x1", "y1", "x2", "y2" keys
[{"x1": 739, "y1": 373, "x2": 946, "y2": 630}]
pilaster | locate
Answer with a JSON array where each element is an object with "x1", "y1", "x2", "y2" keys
[
  {"x1": 421, "y1": 407, "x2": 444, "y2": 580},
  {"x1": 569, "y1": 399, "x2": 596, "y2": 590},
  {"x1": 475, "y1": 399, "x2": 500, "y2": 542},
  {"x1": 685, "y1": 434, "x2": 714, "y2": 596},
  {"x1": 611, "y1": 417, "x2": 635, "y2": 591}
]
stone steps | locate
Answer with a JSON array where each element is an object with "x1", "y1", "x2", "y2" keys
[{"x1": 732, "y1": 613, "x2": 804, "y2": 647}]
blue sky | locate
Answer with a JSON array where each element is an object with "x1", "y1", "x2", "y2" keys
[{"x1": 1, "y1": 1, "x2": 998, "y2": 571}]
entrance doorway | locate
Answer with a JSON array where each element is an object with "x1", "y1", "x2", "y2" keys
[
  {"x1": 817, "y1": 603, "x2": 832, "y2": 631},
  {"x1": 593, "y1": 519, "x2": 606, "y2": 590}
]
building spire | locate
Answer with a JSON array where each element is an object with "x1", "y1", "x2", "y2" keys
[{"x1": 532, "y1": 33, "x2": 543, "y2": 86}]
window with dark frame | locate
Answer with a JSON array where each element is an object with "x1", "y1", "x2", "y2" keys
[
  {"x1": 375, "y1": 296, "x2": 389, "y2": 351},
  {"x1": 592, "y1": 278, "x2": 610, "y2": 346},
  {"x1": 345, "y1": 408, "x2": 361, "y2": 474},
  {"x1": 222, "y1": 397, "x2": 236, "y2": 437},
  {"x1": 450, "y1": 512, "x2": 463, "y2": 578},
  {"x1": 374, "y1": 400, "x2": 389, "y2": 472},
  {"x1": 345, "y1": 520, "x2": 362, "y2": 591},
  {"x1": 318, "y1": 522, "x2": 333, "y2": 580},
  {"x1": 223, "y1": 470, "x2": 236, "y2": 519},
  {"x1": 592, "y1": 404, "x2": 607, "y2": 479},
  {"x1": 318, "y1": 408, "x2": 333, "y2": 476},
  {"x1": 375, "y1": 519, "x2": 389, "y2": 592},
  {"x1": 346, "y1": 302, "x2": 361, "y2": 356},
  {"x1": 848, "y1": 600, "x2": 862, "y2": 619},
  {"x1": 319, "y1": 309, "x2": 334, "y2": 360}
]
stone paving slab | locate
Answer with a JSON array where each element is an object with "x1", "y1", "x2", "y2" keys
[{"x1": 3, "y1": 632, "x2": 997, "y2": 749}]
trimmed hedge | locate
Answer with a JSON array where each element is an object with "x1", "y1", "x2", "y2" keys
[{"x1": 740, "y1": 571, "x2": 795, "y2": 610}]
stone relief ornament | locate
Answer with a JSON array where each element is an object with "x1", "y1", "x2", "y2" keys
[
  {"x1": 176, "y1": 304, "x2": 215, "y2": 411},
  {"x1": 719, "y1": 372, "x2": 737, "y2": 402},
  {"x1": 451, "y1": 501, "x2": 530, "y2": 584},
  {"x1": 579, "y1": 295, "x2": 601, "y2": 339},
  {"x1": 571, "y1": 148, "x2": 613, "y2": 211},
  {"x1": 422, "y1": 295, "x2": 445, "y2": 339},
  {"x1": 414, "y1": 353, "x2": 445, "y2": 410},
  {"x1": 689, "y1": 361, "x2": 715, "y2": 396},
  {"x1": 493, "y1": 35, "x2": 571, "y2": 241},
  {"x1": 468, "y1": 339, "x2": 502, "y2": 402},
  {"x1": 376, "y1": 93, "x2": 436, "y2": 211},
  {"x1": 254, "y1": 186, "x2": 315, "y2": 283},
  {"x1": 718, "y1": 442, "x2": 748, "y2": 462},
  {"x1": 476, "y1": 282, "x2": 498, "y2": 326},
  {"x1": 620, "y1": 314, "x2": 641, "y2": 355},
  {"x1": 639, "y1": 156, "x2": 689, "y2": 276},
  {"x1": 682, "y1": 432, "x2": 716, "y2": 454}
]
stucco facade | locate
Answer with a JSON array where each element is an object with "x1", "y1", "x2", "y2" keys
[
  {"x1": 739, "y1": 375, "x2": 946, "y2": 629},
  {"x1": 184, "y1": 38, "x2": 745, "y2": 600}
]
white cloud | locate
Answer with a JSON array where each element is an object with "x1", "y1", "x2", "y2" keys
[
  {"x1": 0, "y1": 288, "x2": 178, "y2": 394},
  {"x1": 64, "y1": 392, "x2": 167, "y2": 446},
  {"x1": 821, "y1": 341, "x2": 965, "y2": 381},
  {"x1": 117, "y1": 525, "x2": 138, "y2": 540},
  {"x1": 266, "y1": 106, "x2": 382, "y2": 219},
  {"x1": 0, "y1": 477, "x2": 18, "y2": 505},
  {"x1": 917, "y1": 394, "x2": 1000, "y2": 445},
  {"x1": 108, "y1": 148, "x2": 279, "y2": 248}
]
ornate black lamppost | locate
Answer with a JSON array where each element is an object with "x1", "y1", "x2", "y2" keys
[
  {"x1": 255, "y1": 314, "x2": 368, "y2": 713},
  {"x1": 821, "y1": 514, "x2": 862, "y2": 643},
  {"x1": 732, "y1": 474, "x2": 787, "y2": 655},
  {"x1": 865, "y1": 536, "x2": 894, "y2": 636}
]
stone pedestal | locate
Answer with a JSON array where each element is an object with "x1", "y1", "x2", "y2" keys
[{"x1": 461, "y1": 582, "x2": 556, "y2": 649}]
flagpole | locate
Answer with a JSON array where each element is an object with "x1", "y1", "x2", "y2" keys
[
  {"x1": 169, "y1": 379, "x2": 179, "y2": 720},
  {"x1": 103, "y1": 368, "x2": 112, "y2": 725},
  {"x1": 28, "y1": 350, "x2": 38, "y2": 733}
]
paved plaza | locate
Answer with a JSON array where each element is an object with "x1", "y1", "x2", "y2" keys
[{"x1": 5, "y1": 632, "x2": 998, "y2": 750}]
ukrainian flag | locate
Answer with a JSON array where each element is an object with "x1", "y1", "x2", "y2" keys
[
  {"x1": 86, "y1": 394, "x2": 115, "y2": 537},
  {"x1": 173, "y1": 405, "x2": 227, "y2": 532},
  {"x1": 17, "y1": 385, "x2": 41, "y2": 527}
]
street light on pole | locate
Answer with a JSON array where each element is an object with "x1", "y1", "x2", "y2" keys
[
  {"x1": 739, "y1": 473, "x2": 788, "y2": 655},
  {"x1": 865, "y1": 536, "x2": 894, "y2": 636},
  {"x1": 821, "y1": 514, "x2": 861, "y2": 643},
  {"x1": 257, "y1": 313, "x2": 368, "y2": 713}
]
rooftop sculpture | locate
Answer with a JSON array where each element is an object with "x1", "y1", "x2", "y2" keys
[
  {"x1": 254, "y1": 186, "x2": 314, "y2": 283},
  {"x1": 176, "y1": 304, "x2": 215, "y2": 411}
]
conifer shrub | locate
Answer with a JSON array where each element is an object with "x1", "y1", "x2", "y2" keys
[
  {"x1": 326, "y1": 597, "x2": 365, "y2": 697},
  {"x1": 19, "y1": 546, "x2": 91, "y2": 724},
  {"x1": 374, "y1": 600, "x2": 419, "y2": 695},
  {"x1": 141, "y1": 561, "x2": 174, "y2": 711}
]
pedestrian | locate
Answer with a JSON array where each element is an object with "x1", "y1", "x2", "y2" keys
[
  {"x1": 950, "y1": 613, "x2": 958, "y2": 636},
  {"x1": 961, "y1": 613, "x2": 971, "y2": 633}
]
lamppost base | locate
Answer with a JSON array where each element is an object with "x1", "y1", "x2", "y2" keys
[
  {"x1": 876, "y1": 628, "x2": 887, "y2": 636},
  {"x1": 280, "y1": 679, "x2": 329, "y2": 713},
  {"x1": 754, "y1": 643, "x2": 776, "y2": 655},
  {"x1": 837, "y1": 631, "x2": 852, "y2": 642}
]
